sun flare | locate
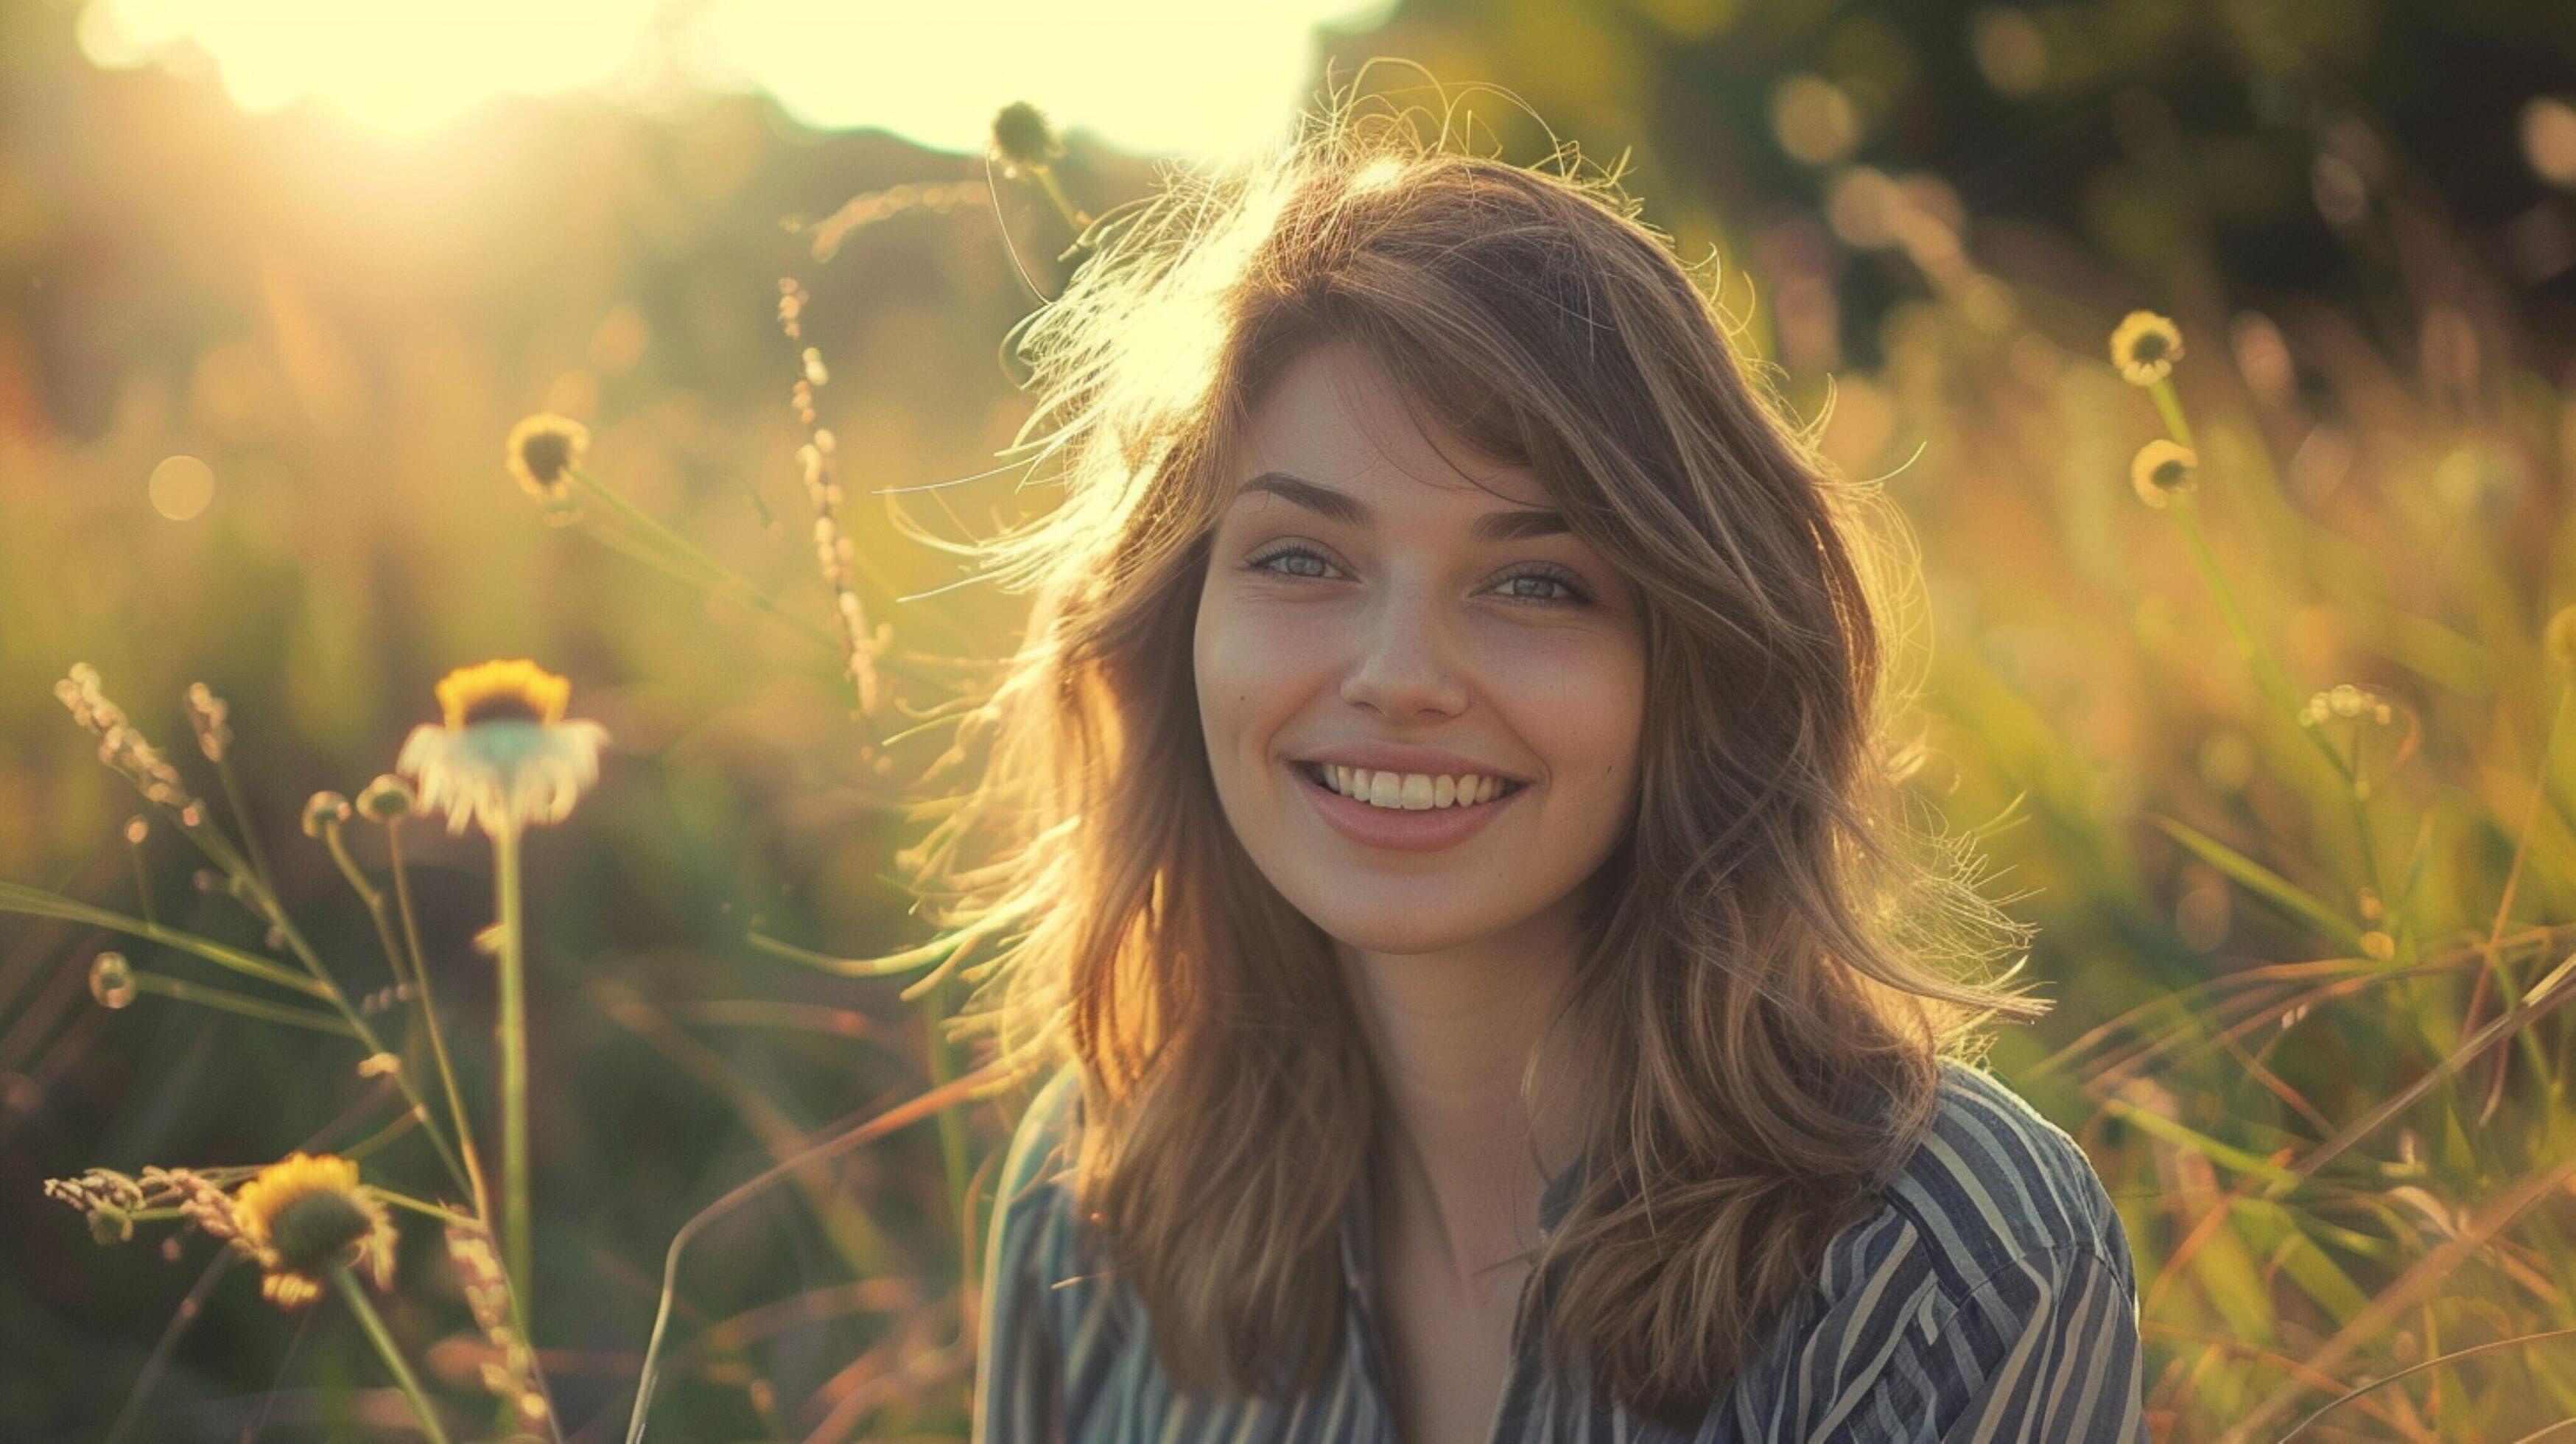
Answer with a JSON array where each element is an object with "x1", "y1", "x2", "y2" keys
[{"x1": 76, "y1": 0, "x2": 1397, "y2": 153}]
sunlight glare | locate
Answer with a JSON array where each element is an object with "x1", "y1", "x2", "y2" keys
[{"x1": 75, "y1": 0, "x2": 1398, "y2": 154}]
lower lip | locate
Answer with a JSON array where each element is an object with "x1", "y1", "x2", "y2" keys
[{"x1": 1291, "y1": 763, "x2": 1523, "y2": 852}]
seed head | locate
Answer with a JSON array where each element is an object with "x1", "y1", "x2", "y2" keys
[
  {"x1": 991, "y1": 101, "x2": 1064, "y2": 172},
  {"x1": 89, "y1": 952, "x2": 136, "y2": 1009},
  {"x1": 2130, "y1": 439, "x2": 2198, "y2": 508},
  {"x1": 505, "y1": 413, "x2": 590, "y2": 503},
  {"x1": 2109, "y1": 310, "x2": 2185, "y2": 386},
  {"x1": 356, "y1": 773, "x2": 415, "y2": 823},
  {"x1": 301, "y1": 791, "x2": 352, "y2": 838}
]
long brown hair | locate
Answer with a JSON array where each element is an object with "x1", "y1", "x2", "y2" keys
[{"x1": 908, "y1": 77, "x2": 2040, "y2": 1427}]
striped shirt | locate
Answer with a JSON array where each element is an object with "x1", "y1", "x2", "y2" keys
[{"x1": 975, "y1": 1060, "x2": 2150, "y2": 1442}]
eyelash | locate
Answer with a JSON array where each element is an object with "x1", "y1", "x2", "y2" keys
[{"x1": 1243, "y1": 543, "x2": 1595, "y2": 606}]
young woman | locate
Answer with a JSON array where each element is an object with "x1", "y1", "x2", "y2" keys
[{"x1": 924, "y1": 91, "x2": 2150, "y2": 1443}]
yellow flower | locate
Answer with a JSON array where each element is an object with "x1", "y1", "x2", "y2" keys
[
  {"x1": 230, "y1": 1152, "x2": 396, "y2": 1308},
  {"x1": 397, "y1": 660, "x2": 610, "y2": 836},
  {"x1": 2109, "y1": 310, "x2": 2184, "y2": 386},
  {"x1": 2130, "y1": 439, "x2": 2198, "y2": 508},
  {"x1": 505, "y1": 413, "x2": 589, "y2": 503}
]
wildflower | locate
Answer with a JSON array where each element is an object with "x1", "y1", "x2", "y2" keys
[
  {"x1": 397, "y1": 659, "x2": 609, "y2": 837},
  {"x1": 231, "y1": 1152, "x2": 396, "y2": 1308},
  {"x1": 504, "y1": 413, "x2": 589, "y2": 504},
  {"x1": 356, "y1": 773, "x2": 415, "y2": 823},
  {"x1": 2130, "y1": 439, "x2": 2198, "y2": 508},
  {"x1": 990, "y1": 100, "x2": 1064, "y2": 173},
  {"x1": 302, "y1": 790, "x2": 352, "y2": 838},
  {"x1": 2109, "y1": 310, "x2": 2185, "y2": 386},
  {"x1": 2546, "y1": 605, "x2": 2576, "y2": 672}
]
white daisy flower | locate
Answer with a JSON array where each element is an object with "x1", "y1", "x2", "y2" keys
[{"x1": 397, "y1": 659, "x2": 609, "y2": 837}]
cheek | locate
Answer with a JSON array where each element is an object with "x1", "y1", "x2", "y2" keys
[
  {"x1": 1194, "y1": 589, "x2": 1335, "y2": 736},
  {"x1": 1504, "y1": 637, "x2": 1648, "y2": 785}
]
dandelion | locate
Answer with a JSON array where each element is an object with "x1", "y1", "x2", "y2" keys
[
  {"x1": 991, "y1": 99, "x2": 1088, "y2": 231},
  {"x1": 504, "y1": 413, "x2": 589, "y2": 505},
  {"x1": 2130, "y1": 439, "x2": 2198, "y2": 508},
  {"x1": 397, "y1": 659, "x2": 608, "y2": 838},
  {"x1": 230, "y1": 1152, "x2": 397, "y2": 1308},
  {"x1": 399, "y1": 659, "x2": 603, "y2": 1313},
  {"x1": 2110, "y1": 309, "x2": 2184, "y2": 386}
]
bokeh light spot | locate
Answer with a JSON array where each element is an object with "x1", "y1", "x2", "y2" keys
[
  {"x1": 2523, "y1": 97, "x2": 2576, "y2": 190},
  {"x1": 1770, "y1": 74, "x2": 1859, "y2": 167},
  {"x1": 148, "y1": 455, "x2": 216, "y2": 521},
  {"x1": 1970, "y1": 9, "x2": 2047, "y2": 97}
]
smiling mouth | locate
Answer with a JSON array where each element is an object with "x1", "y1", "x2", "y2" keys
[{"x1": 1294, "y1": 760, "x2": 1529, "y2": 811}]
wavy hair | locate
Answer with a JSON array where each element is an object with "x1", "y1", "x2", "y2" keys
[{"x1": 908, "y1": 78, "x2": 2042, "y2": 1428}]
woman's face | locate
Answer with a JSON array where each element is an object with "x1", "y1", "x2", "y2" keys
[{"x1": 1193, "y1": 341, "x2": 1648, "y2": 956}]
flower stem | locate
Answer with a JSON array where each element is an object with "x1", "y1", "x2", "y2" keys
[
  {"x1": 332, "y1": 1264, "x2": 450, "y2": 1444},
  {"x1": 921, "y1": 974, "x2": 971, "y2": 1248},
  {"x1": 1031, "y1": 163, "x2": 1091, "y2": 233},
  {"x1": 212, "y1": 754, "x2": 277, "y2": 898},
  {"x1": 387, "y1": 822, "x2": 491, "y2": 1226},
  {"x1": 127, "y1": 973, "x2": 359, "y2": 1036},
  {"x1": 125, "y1": 830, "x2": 155, "y2": 929},
  {"x1": 491, "y1": 822, "x2": 534, "y2": 1324}
]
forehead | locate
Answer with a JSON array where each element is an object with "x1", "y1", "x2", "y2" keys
[{"x1": 1229, "y1": 342, "x2": 1554, "y2": 517}]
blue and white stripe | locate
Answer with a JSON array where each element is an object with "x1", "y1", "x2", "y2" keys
[{"x1": 975, "y1": 1060, "x2": 2149, "y2": 1442}]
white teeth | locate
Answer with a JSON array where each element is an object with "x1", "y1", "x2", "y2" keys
[{"x1": 1313, "y1": 763, "x2": 1512, "y2": 811}]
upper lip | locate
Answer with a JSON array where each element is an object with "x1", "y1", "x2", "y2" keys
[{"x1": 1291, "y1": 743, "x2": 1529, "y2": 785}]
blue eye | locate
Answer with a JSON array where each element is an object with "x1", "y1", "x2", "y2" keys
[
  {"x1": 1248, "y1": 545, "x2": 1338, "y2": 580},
  {"x1": 1242, "y1": 546, "x2": 1593, "y2": 606},
  {"x1": 1492, "y1": 568, "x2": 1590, "y2": 605}
]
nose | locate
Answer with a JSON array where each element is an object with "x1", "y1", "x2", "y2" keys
[{"x1": 1338, "y1": 576, "x2": 1470, "y2": 720}]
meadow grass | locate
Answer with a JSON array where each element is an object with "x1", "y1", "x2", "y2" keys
[{"x1": 7, "y1": 91, "x2": 2575, "y2": 1443}]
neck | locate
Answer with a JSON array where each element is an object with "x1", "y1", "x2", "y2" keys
[{"x1": 1335, "y1": 896, "x2": 1594, "y2": 1301}]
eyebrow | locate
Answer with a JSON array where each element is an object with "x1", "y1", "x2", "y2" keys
[{"x1": 1232, "y1": 471, "x2": 1571, "y2": 542}]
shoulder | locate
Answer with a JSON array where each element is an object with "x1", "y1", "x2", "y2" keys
[
  {"x1": 1875, "y1": 1059, "x2": 2127, "y2": 1287},
  {"x1": 985, "y1": 1064, "x2": 1112, "y2": 1339},
  {"x1": 996, "y1": 1062, "x2": 1083, "y2": 1209},
  {"x1": 1752, "y1": 1062, "x2": 2147, "y2": 1438}
]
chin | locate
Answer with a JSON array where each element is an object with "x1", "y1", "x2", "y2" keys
[{"x1": 1282, "y1": 884, "x2": 1508, "y2": 957}]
